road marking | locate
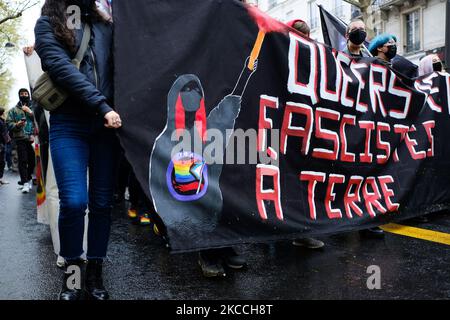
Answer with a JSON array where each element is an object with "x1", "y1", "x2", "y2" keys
[{"x1": 381, "y1": 223, "x2": 450, "y2": 246}]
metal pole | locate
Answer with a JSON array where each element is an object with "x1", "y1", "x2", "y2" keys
[{"x1": 445, "y1": 0, "x2": 450, "y2": 70}]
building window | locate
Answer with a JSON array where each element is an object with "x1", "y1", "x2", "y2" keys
[
  {"x1": 308, "y1": 1, "x2": 319, "y2": 29},
  {"x1": 405, "y1": 10, "x2": 421, "y2": 53}
]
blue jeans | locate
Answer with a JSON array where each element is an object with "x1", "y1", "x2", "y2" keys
[{"x1": 50, "y1": 114, "x2": 119, "y2": 260}]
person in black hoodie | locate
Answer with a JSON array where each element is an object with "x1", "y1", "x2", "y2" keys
[
  {"x1": 35, "y1": 0, "x2": 121, "y2": 300},
  {"x1": 6, "y1": 89, "x2": 36, "y2": 193}
]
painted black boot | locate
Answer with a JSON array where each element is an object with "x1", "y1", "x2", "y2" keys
[
  {"x1": 59, "y1": 259, "x2": 84, "y2": 300},
  {"x1": 85, "y1": 259, "x2": 109, "y2": 300}
]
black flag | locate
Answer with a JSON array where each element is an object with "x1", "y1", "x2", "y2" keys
[
  {"x1": 318, "y1": 4, "x2": 348, "y2": 51},
  {"x1": 318, "y1": 4, "x2": 418, "y2": 78},
  {"x1": 445, "y1": 0, "x2": 450, "y2": 69}
]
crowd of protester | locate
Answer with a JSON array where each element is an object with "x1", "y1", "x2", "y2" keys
[{"x1": 0, "y1": 0, "x2": 447, "y2": 300}]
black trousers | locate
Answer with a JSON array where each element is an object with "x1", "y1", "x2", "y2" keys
[
  {"x1": 0, "y1": 144, "x2": 5, "y2": 179},
  {"x1": 16, "y1": 139, "x2": 35, "y2": 184},
  {"x1": 115, "y1": 152, "x2": 131, "y2": 197},
  {"x1": 129, "y1": 170, "x2": 153, "y2": 213}
]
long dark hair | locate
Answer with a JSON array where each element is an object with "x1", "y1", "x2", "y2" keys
[{"x1": 41, "y1": 0, "x2": 106, "y2": 53}]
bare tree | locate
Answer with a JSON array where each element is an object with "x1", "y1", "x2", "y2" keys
[
  {"x1": 0, "y1": 0, "x2": 40, "y2": 107},
  {"x1": 0, "y1": 0, "x2": 40, "y2": 26}
]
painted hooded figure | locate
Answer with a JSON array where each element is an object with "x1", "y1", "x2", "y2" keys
[{"x1": 149, "y1": 62, "x2": 256, "y2": 237}]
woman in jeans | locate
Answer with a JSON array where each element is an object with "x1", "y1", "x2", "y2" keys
[{"x1": 35, "y1": 0, "x2": 121, "y2": 300}]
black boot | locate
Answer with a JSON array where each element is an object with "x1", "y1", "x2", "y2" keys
[
  {"x1": 59, "y1": 259, "x2": 84, "y2": 300},
  {"x1": 85, "y1": 259, "x2": 109, "y2": 300}
]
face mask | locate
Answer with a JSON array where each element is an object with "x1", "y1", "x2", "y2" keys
[
  {"x1": 348, "y1": 29, "x2": 367, "y2": 46},
  {"x1": 433, "y1": 62, "x2": 443, "y2": 72},
  {"x1": 385, "y1": 45, "x2": 397, "y2": 60},
  {"x1": 19, "y1": 96, "x2": 30, "y2": 104}
]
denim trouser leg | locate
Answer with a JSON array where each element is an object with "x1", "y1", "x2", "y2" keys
[
  {"x1": 50, "y1": 116, "x2": 89, "y2": 260},
  {"x1": 50, "y1": 114, "x2": 118, "y2": 260}
]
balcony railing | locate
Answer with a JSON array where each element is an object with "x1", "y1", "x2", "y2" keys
[{"x1": 377, "y1": 0, "x2": 404, "y2": 8}]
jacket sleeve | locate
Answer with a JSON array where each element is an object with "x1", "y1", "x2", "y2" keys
[
  {"x1": 6, "y1": 109, "x2": 20, "y2": 132},
  {"x1": 34, "y1": 16, "x2": 113, "y2": 116}
]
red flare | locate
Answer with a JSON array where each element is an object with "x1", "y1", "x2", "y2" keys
[
  {"x1": 175, "y1": 94, "x2": 207, "y2": 143},
  {"x1": 195, "y1": 98, "x2": 207, "y2": 143},
  {"x1": 246, "y1": 5, "x2": 288, "y2": 33}
]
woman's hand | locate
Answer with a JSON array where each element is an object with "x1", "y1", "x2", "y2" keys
[{"x1": 104, "y1": 111, "x2": 122, "y2": 129}]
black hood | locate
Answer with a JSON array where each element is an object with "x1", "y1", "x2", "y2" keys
[
  {"x1": 18, "y1": 88, "x2": 30, "y2": 98},
  {"x1": 166, "y1": 74, "x2": 205, "y2": 130}
]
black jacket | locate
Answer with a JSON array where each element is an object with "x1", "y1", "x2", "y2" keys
[
  {"x1": 0, "y1": 118, "x2": 10, "y2": 146},
  {"x1": 34, "y1": 16, "x2": 114, "y2": 117}
]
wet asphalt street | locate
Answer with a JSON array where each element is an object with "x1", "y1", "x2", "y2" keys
[{"x1": 0, "y1": 169, "x2": 449, "y2": 300}]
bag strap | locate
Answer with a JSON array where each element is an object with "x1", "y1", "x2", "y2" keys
[{"x1": 73, "y1": 24, "x2": 91, "y2": 67}]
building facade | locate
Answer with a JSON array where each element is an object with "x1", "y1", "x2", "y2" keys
[
  {"x1": 252, "y1": 0, "x2": 354, "y2": 42},
  {"x1": 252, "y1": 0, "x2": 447, "y2": 65},
  {"x1": 377, "y1": 0, "x2": 446, "y2": 64}
]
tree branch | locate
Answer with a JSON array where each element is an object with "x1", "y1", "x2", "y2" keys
[
  {"x1": 0, "y1": 0, "x2": 39, "y2": 26},
  {"x1": 343, "y1": 0, "x2": 362, "y2": 8}
]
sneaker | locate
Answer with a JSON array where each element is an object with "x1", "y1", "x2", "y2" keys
[
  {"x1": 292, "y1": 238, "x2": 325, "y2": 249},
  {"x1": 22, "y1": 182, "x2": 30, "y2": 193},
  {"x1": 198, "y1": 250, "x2": 226, "y2": 278},
  {"x1": 139, "y1": 213, "x2": 152, "y2": 226},
  {"x1": 222, "y1": 248, "x2": 247, "y2": 269},
  {"x1": 0, "y1": 179, "x2": 9, "y2": 185},
  {"x1": 56, "y1": 256, "x2": 66, "y2": 268},
  {"x1": 127, "y1": 208, "x2": 138, "y2": 219}
]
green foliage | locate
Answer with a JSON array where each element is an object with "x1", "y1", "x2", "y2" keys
[{"x1": 0, "y1": 0, "x2": 39, "y2": 109}]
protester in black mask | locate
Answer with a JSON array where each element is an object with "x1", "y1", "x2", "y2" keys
[
  {"x1": 419, "y1": 54, "x2": 445, "y2": 76},
  {"x1": 357, "y1": 34, "x2": 400, "y2": 239},
  {"x1": 343, "y1": 19, "x2": 370, "y2": 58},
  {"x1": 5, "y1": 89, "x2": 35, "y2": 194},
  {"x1": 368, "y1": 34, "x2": 398, "y2": 65}
]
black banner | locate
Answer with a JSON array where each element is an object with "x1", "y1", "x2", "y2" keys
[{"x1": 115, "y1": 0, "x2": 450, "y2": 252}]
